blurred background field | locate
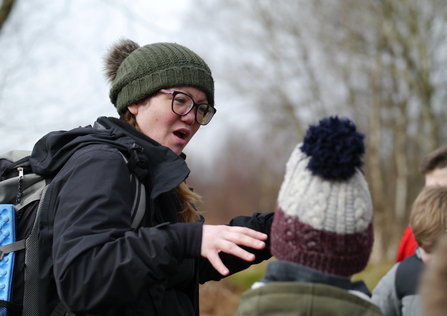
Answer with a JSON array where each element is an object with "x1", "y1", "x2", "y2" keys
[{"x1": 199, "y1": 259, "x2": 395, "y2": 316}]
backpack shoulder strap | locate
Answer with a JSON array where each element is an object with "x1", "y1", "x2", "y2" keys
[
  {"x1": 117, "y1": 151, "x2": 146, "y2": 230},
  {"x1": 130, "y1": 173, "x2": 146, "y2": 230},
  {"x1": 395, "y1": 253, "x2": 424, "y2": 300},
  {"x1": 23, "y1": 183, "x2": 51, "y2": 315}
]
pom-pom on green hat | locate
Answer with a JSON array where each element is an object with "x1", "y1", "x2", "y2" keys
[{"x1": 109, "y1": 42, "x2": 215, "y2": 114}]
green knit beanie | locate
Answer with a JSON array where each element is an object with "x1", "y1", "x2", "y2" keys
[{"x1": 109, "y1": 42, "x2": 215, "y2": 114}]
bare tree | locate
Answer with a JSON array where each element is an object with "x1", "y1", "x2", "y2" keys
[
  {"x1": 0, "y1": 1, "x2": 169, "y2": 153},
  {"x1": 309, "y1": 0, "x2": 447, "y2": 260},
  {"x1": 0, "y1": 0, "x2": 17, "y2": 32},
  {"x1": 187, "y1": 0, "x2": 447, "y2": 261},
  {"x1": 188, "y1": 128, "x2": 286, "y2": 225}
]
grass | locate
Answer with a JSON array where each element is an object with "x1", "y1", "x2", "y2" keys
[{"x1": 225, "y1": 259, "x2": 395, "y2": 293}]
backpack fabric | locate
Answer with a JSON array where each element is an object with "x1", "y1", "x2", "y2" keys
[
  {"x1": 0, "y1": 151, "x2": 47, "y2": 316},
  {"x1": 0, "y1": 132, "x2": 147, "y2": 316}
]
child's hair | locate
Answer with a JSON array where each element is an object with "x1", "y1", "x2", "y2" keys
[
  {"x1": 419, "y1": 145, "x2": 447, "y2": 175},
  {"x1": 410, "y1": 186, "x2": 447, "y2": 253},
  {"x1": 420, "y1": 234, "x2": 447, "y2": 315}
]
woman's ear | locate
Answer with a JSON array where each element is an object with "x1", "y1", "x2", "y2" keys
[{"x1": 128, "y1": 103, "x2": 139, "y2": 115}]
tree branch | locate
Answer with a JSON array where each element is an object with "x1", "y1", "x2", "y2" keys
[{"x1": 0, "y1": 0, "x2": 17, "y2": 32}]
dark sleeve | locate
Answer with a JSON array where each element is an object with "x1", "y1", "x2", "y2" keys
[
  {"x1": 198, "y1": 212, "x2": 274, "y2": 284},
  {"x1": 51, "y1": 145, "x2": 201, "y2": 313}
]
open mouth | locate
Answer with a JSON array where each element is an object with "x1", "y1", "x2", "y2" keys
[{"x1": 174, "y1": 131, "x2": 187, "y2": 139}]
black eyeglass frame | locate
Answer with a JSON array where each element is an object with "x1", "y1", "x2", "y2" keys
[{"x1": 159, "y1": 89, "x2": 216, "y2": 126}]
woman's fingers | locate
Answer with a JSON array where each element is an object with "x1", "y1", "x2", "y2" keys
[
  {"x1": 206, "y1": 251, "x2": 230, "y2": 276},
  {"x1": 223, "y1": 226, "x2": 268, "y2": 248},
  {"x1": 201, "y1": 225, "x2": 268, "y2": 275}
]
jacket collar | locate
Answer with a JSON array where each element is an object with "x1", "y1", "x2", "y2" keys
[
  {"x1": 95, "y1": 117, "x2": 190, "y2": 199},
  {"x1": 30, "y1": 116, "x2": 190, "y2": 200},
  {"x1": 261, "y1": 260, "x2": 371, "y2": 297},
  {"x1": 96, "y1": 117, "x2": 187, "y2": 160}
]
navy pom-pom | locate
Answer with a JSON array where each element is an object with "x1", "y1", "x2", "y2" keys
[{"x1": 300, "y1": 116, "x2": 365, "y2": 180}]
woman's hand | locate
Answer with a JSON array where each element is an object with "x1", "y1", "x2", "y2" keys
[{"x1": 201, "y1": 225, "x2": 268, "y2": 276}]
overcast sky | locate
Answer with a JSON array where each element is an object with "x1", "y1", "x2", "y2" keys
[{"x1": 0, "y1": 0, "x2": 244, "y2": 164}]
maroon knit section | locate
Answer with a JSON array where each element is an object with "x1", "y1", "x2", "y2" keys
[{"x1": 271, "y1": 206, "x2": 374, "y2": 276}]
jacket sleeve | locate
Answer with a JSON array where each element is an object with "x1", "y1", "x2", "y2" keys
[
  {"x1": 371, "y1": 263, "x2": 401, "y2": 316},
  {"x1": 198, "y1": 212, "x2": 274, "y2": 283},
  {"x1": 50, "y1": 145, "x2": 201, "y2": 313}
]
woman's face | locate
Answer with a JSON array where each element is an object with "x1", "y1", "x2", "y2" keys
[{"x1": 128, "y1": 86, "x2": 206, "y2": 155}]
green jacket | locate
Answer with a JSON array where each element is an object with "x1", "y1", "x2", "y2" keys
[{"x1": 235, "y1": 282, "x2": 383, "y2": 316}]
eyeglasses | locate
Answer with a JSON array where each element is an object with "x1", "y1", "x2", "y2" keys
[{"x1": 160, "y1": 89, "x2": 216, "y2": 125}]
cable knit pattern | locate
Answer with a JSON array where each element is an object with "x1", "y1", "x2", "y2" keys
[
  {"x1": 276, "y1": 148, "x2": 373, "y2": 233},
  {"x1": 271, "y1": 116, "x2": 374, "y2": 277}
]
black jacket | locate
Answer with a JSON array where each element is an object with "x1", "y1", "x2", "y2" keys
[{"x1": 30, "y1": 117, "x2": 273, "y2": 316}]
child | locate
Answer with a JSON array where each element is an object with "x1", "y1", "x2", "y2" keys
[
  {"x1": 234, "y1": 116, "x2": 382, "y2": 316},
  {"x1": 372, "y1": 186, "x2": 447, "y2": 316},
  {"x1": 396, "y1": 145, "x2": 447, "y2": 262}
]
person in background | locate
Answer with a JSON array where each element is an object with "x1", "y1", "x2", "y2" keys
[
  {"x1": 30, "y1": 39, "x2": 273, "y2": 315},
  {"x1": 372, "y1": 186, "x2": 447, "y2": 316},
  {"x1": 234, "y1": 116, "x2": 382, "y2": 316},
  {"x1": 396, "y1": 145, "x2": 447, "y2": 262}
]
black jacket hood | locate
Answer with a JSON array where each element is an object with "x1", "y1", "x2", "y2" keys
[{"x1": 30, "y1": 116, "x2": 190, "y2": 199}]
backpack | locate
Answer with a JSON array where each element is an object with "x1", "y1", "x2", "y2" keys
[{"x1": 0, "y1": 148, "x2": 146, "y2": 316}]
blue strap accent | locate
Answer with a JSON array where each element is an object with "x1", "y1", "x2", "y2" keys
[{"x1": 0, "y1": 205, "x2": 16, "y2": 304}]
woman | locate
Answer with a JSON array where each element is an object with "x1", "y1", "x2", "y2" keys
[{"x1": 30, "y1": 39, "x2": 273, "y2": 315}]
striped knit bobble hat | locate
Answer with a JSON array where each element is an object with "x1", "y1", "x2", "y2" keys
[
  {"x1": 108, "y1": 41, "x2": 214, "y2": 114},
  {"x1": 271, "y1": 116, "x2": 374, "y2": 277}
]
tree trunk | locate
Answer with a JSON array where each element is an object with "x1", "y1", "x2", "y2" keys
[
  {"x1": 0, "y1": 0, "x2": 16, "y2": 32},
  {"x1": 368, "y1": 56, "x2": 388, "y2": 262},
  {"x1": 394, "y1": 101, "x2": 409, "y2": 254}
]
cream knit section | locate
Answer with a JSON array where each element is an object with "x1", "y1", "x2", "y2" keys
[{"x1": 277, "y1": 144, "x2": 373, "y2": 234}]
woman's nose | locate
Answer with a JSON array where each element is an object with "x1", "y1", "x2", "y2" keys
[{"x1": 181, "y1": 107, "x2": 196, "y2": 125}]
